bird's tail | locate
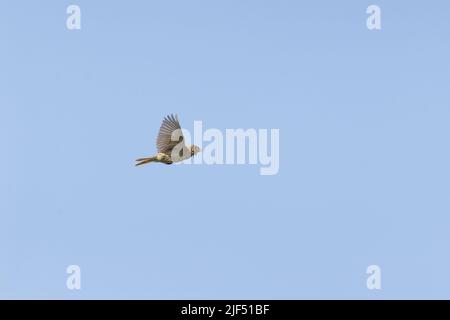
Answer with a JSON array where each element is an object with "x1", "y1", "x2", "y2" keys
[{"x1": 135, "y1": 156, "x2": 157, "y2": 166}]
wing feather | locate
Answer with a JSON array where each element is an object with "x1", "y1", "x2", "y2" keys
[{"x1": 156, "y1": 114, "x2": 185, "y2": 153}]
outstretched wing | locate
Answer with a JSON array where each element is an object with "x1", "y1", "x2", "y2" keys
[{"x1": 156, "y1": 114, "x2": 185, "y2": 154}]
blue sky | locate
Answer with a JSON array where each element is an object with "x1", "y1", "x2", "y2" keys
[{"x1": 1, "y1": 1, "x2": 450, "y2": 299}]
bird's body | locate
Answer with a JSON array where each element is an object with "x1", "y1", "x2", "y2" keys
[{"x1": 136, "y1": 114, "x2": 201, "y2": 166}]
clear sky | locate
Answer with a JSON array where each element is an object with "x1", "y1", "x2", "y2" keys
[{"x1": 1, "y1": 0, "x2": 450, "y2": 299}]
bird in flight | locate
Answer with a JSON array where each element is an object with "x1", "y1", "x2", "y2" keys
[{"x1": 135, "y1": 114, "x2": 201, "y2": 166}]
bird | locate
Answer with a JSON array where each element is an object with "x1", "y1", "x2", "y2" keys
[{"x1": 135, "y1": 114, "x2": 201, "y2": 166}]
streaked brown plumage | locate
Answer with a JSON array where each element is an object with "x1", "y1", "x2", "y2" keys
[{"x1": 135, "y1": 114, "x2": 201, "y2": 166}]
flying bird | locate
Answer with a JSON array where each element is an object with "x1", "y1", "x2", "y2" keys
[{"x1": 135, "y1": 114, "x2": 201, "y2": 166}]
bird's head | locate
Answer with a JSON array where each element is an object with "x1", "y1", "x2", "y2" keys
[{"x1": 190, "y1": 145, "x2": 201, "y2": 156}]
